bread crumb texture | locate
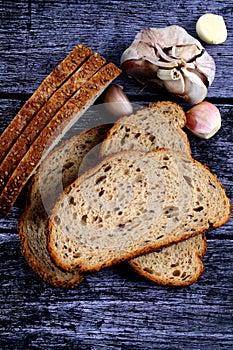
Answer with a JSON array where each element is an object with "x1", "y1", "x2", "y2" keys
[
  {"x1": 48, "y1": 150, "x2": 231, "y2": 273},
  {"x1": 18, "y1": 125, "x2": 110, "y2": 288}
]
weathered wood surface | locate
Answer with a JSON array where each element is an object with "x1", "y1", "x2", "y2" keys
[
  {"x1": 0, "y1": 0, "x2": 232, "y2": 99},
  {"x1": 0, "y1": 1, "x2": 233, "y2": 349}
]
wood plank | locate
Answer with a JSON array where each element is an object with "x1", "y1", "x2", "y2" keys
[
  {"x1": 0, "y1": 235, "x2": 233, "y2": 349},
  {"x1": 0, "y1": 1, "x2": 232, "y2": 349},
  {"x1": 0, "y1": 0, "x2": 232, "y2": 99}
]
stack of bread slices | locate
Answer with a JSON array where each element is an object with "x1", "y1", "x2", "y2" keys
[
  {"x1": 0, "y1": 43, "x2": 121, "y2": 215},
  {"x1": 0, "y1": 44, "x2": 231, "y2": 288},
  {"x1": 19, "y1": 101, "x2": 231, "y2": 288}
]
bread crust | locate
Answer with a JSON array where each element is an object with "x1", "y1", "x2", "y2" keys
[
  {"x1": 19, "y1": 214, "x2": 84, "y2": 288},
  {"x1": 48, "y1": 216, "x2": 208, "y2": 275},
  {"x1": 0, "y1": 44, "x2": 92, "y2": 163},
  {"x1": 0, "y1": 53, "x2": 106, "y2": 194},
  {"x1": 0, "y1": 62, "x2": 121, "y2": 215}
]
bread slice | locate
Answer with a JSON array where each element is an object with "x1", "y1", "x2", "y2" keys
[
  {"x1": 100, "y1": 101, "x2": 191, "y2": 158},
  {"x1": 130, "y1": 233, "x2": 206, "y2": 286},
  {"x1": 19, "y1": 125, "x2": 111, "y2": 288},
  {"x1": 100, "y1": 101, "x2": 205, "y2": 286},
  {"x1": 0, "y1": 44, "x2": 91, "y2": 163},
  {"x1": 0, "y1": 62, "x2": 121, "y2": 215},
  {"x1": 19, "y1": 124, "x2": 204, "y2": 288},
  {"x1": 47, "y1": 149, "x2": 231, "y2": 273},
  {"x1": 0, "y1": 53, "x2": 106, "y2": 194}
]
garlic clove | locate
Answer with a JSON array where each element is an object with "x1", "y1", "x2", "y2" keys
[
  {"x1": 157, "y1": 68, "x2": 181, "y2": 81},
  {"x1": 195, "y1": 51, "x2": 216, "y2": 86},
  {"x1": 181, "y1": 68, "x2": 207, "y2": 104},
  {"x1": 121, "y1": 59, "x2": 159, "y2": 85},
  {"x1": 104, "y1": 84, "x2": 133, "y2": 118},
  {"x1": 196, "y1": 13, "x2": 227, "y2": 44},
  {"x1": 120, "y1": 41, "x2": 159, "y2": 65},
  {"x1": 186, "y1": 101, "x2": 221, "y2": 139},
  {"x1": 163, "y1": 75, "x2": 185, "y2": 95},
  {"x1": 172, "y1": 44, "x2": 203, "y2": 61}
]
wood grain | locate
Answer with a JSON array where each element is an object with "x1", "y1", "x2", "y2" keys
[
  {"x1": 0, "y1": 236, "x2": 233, "y2": 349},
  {"x1": 0, "y1": 0, "x2": 232, "y2": 349},
  {"x1": 0, "y1": 0, "x2": 232, "y2": 98}
]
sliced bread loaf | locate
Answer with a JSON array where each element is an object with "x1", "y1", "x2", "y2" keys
[
  {"x1": 19, "y1": 125, "x2": 111, "y2": 288},
  {"x1": 100, "y1": 101, "x2": 191, "y2": 158},
  {"x1": 47, "y1": 149, "x2": 231, "y2": 273},
  {"x1": 0, "y1": 62, "x2": 121, "y2": 215},
  {"x1": 0, "y1": 53, "x2": 106, "y2": 194},
  {"x1": 0, "y1": 44, "x2": 91, "y2": 163}
]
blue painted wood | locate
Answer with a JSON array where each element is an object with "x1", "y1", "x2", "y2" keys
[
  {"x1": 0, "y1": 1, "x2": 232, "y2": 349},
  {"x1": 0, "y1": 0, "x2": 232, "y2": 99}
]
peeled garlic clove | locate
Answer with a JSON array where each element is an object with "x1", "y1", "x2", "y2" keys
[
  {"x1": 196, "y1": 13, "x2": 227, "y2": 44},
  {"x1": 104, "y1": 84, "x2": 133, "y2": 118},
  {"x1": 186, "y1": 101, "x2": 221, "y2": 139}
]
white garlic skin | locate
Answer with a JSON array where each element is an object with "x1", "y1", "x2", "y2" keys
[
  {"x1": 104, "y1": 84, "x2": 133, "y2": 118},
  {"x1": 121, "y1": 26, "x2": 216, "y2": 104},
  {"x1": 186, "y1": 101, "x2": 221, "y2": 139}
]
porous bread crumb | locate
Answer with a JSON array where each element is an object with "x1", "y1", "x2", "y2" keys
[{"x1": 48, "y1": 150, "x2": 231, "y2": 274}]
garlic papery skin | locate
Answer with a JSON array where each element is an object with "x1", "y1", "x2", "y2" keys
[
  {"x1": 121, "y1": 59, "x2": 159, "y2": 85},
  {"x1": 186, "y1": 102, "x2": 221, "y2": 139},
  {"x1": 181, "y1": 68, "x2": 208, "y2": 104},
  {"x1": 104, "y1": 84, "x2": 133, "y2": 118},
  {"x1": 157, "y1": 68, "x2": 181, "y2": 81},
  {"x1": 196, "y1": 51, "x2": 216, "y2": 86},
  {"x1": 121, "y1": 26, "x2": 216, "y2": 104}
]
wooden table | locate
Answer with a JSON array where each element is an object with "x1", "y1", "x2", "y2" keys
[{"x1": 0, "y1": 1, "x2": 232, "y2": 349}]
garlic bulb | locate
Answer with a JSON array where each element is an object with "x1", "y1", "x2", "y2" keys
[
  {"x1": 104, "y1": 84, "x2": 133, "y2": 118},
  {"x1": 121, "y1": 26, "x2": 216, "y2": 104},
  {"x1": 186, "y1": 101, "x2": 221, "y2": 139}
]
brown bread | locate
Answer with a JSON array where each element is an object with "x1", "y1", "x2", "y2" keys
[
  {"x1": 100, "y1": 101, "x2": 190, "y2": 158},
  {"x1": 0, "y1": 53, "x2": 106, "y2": 194},
  {"x1": 19, "y1": 125, "x2": 111, "y2": 288},
  {"x1": 47, "y1": 149, "x2": 231, "y2": 273},
  {"x1": 130, "y1": 233, "x2": 206, "y2": 287},
  {"x1": 20, "y1": 122, "x2": 209, "y2": 287},
  {"x1": 0, "y1": 44, "x2": 91, "y2": 163},
  {"x1": 0, "y1": 62, "x2": 121, "y2": 215},
  {"x1": 100, "y1": 101, "x2": 206, "y2": 286}
]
